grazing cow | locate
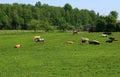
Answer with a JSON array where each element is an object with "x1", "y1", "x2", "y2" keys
[
  {"x1": 14, "y1": 44, "x2": 22, "y2": 48},
  {"x1": 81, "y1": 37, "x2": 89, "y2": 43},
  {"x1": 67, "y1": 41, "x2": 74, "y2": 44},
  {"x1": 89, "y1": 40, "x2": 100, "y2": 45}
]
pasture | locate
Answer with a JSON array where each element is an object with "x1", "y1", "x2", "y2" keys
[{"x1": 0, "y1": 30, "x2": 120, "y2": 77}]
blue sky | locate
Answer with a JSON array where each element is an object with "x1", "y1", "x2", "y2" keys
[{"x1": 1, "y1": 0, "x2": 120, "y2": 19}]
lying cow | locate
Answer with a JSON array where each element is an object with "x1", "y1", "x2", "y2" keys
[
  {"x1": 36, "y1": 38, "x2": 44, "y2": 42},
  {"x1": 106, "y1": 39, "x2": 113, "y2": 43},
  {"x1": 89, "y1": 40, "x2": 100, "y2": 45},
  {"x1": 103, "y1": 32, "x2": 112, "y2": 35},
  {"x1": 34, "y1": 38, "x2": 44, "y2": 43},
  {"x1": 81, "y1": 37, "x2": 89, "y2": 43},
  {"x1": 101, "y1": 34, "x2": 108, "y2": 37},
  {"x1": 33, "y1": 36, "x2": 44, "y2": 43},
  {"x1": 14, "y1": 44, "x2": 22, "y2": 48},
  {"x1": 33, "y1": 36, "x2": 40, "y2": 41},
  {"x1": 106, "y1": 37, "x2": 118, "y2": 43},
  {"x1": 67, "y1": 41, "x2": 74, "y2": 44}
]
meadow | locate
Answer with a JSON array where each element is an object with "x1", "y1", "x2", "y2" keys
[{"x1": 0, "y1": 30, "x2": 120, "y2": 77}]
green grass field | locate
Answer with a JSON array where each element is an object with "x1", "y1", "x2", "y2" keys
[{"x1": 0, "y1": 30, "x2": 120, "y2": 77}]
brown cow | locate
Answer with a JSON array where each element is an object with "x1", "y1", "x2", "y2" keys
[
  {"x1": 67, "y1": 41, "x2": 74, "y2": 44},
  {"x1": 14, "y1": 44, "x2": 22, "y2": 48}
]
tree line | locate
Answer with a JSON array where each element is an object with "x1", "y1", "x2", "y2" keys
[{"x1": 0, "y1": 1, "x2": 120, "y2": 32}]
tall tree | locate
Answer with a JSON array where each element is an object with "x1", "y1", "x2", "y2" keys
[
  {"x1": 116, "y1": 22, "x2": 120, "y2": 31},
  {"x1": 96, "y1": 16, "x2": 107, "y2": 32},
  {"x1": 35, "y1": 1, "x2": 42, "y2": 7},
  {"x1": 0, "y1": 2, "x2": 119, "y2": 32},
  {"x1": 109, "y1": 11, "x2": 118, "y2": 19},
  {"x1": 28, "y1": 19, "x2": 40, "y2": 32},
  {"x1": 64, "y1": 3, "x2": 72, "y2": 12},
  {"x1": 105, "y1": 16, "x2": 116, "y2": 32}
]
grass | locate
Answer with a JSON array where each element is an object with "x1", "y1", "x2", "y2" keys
[{"x1": 0, "y1": 30, "x2": 120, "y2": 77}]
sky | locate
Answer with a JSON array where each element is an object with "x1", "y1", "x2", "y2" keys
[{"x1": 1, "y1": 0, "x2": 120, "y2": 19}]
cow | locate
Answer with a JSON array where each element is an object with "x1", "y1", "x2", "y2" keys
[
  {"x1": 33, "y1": 36, "x2": 44, "y2": 43},
  {"x1": 106, "y1": 37, "x2": 118, "y2": 43},
  {"x1": 33, "y1": 36, "x2": 40, "y2": 41},
  {"x1": 73, "y1": 29, "x2": 79, "y2": 35},
  {"x1": 101, "y1": 34, "x2": 108, "y2": 37},
  {"x1": 35, "y1": 38, "x2": 44, "y2": 43},
  {"x1": 103, "y1": 32, "x2": 112, "y2": 35},
  {"x1": 67, "y1": 41, "x2": 74, "y2": 44},
  {"x1": 81, "y1": 37, "x2": 89, "y2": 43},
  {"x1": 89, "y1": 40, "x2": 100, "y2": 45},
  {"x1": 14, "y1": 44, "x2": 22, "y2": 48},
  {"x1": 106, "y1": 39, "x2": 113, "y2": 43}
]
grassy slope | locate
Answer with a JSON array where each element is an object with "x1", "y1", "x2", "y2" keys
[{"x1": 0, "y1": 31, "x2": 120, "y2": 77}]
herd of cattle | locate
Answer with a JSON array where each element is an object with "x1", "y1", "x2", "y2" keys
[
  {"x1": 80, "y1": 32, "x2": 118, "y2": 45},
  {"x1": 14, "y1": 36, "x2": 45, "y2": 48},
  {"x1": 68, "y1": 32, "x2": 118, "y2": 45},
  {"x1": 14, "y1": 32, "x2": 118, "y2": 48}
]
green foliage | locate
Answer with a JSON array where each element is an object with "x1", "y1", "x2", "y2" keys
[
  {"x1": 40, "y1": 21, "x2": 55, "y2": 32},
  {"x1": 35, "y1": 1, "x2": 42, "y2": 7},
  {"x1": 0, "y1": 2, "x2": 119, "y2": 32},
  {"x1": 105, "y1": 16, "x2": 116, "y2": 32},
  {"x1": 96, "y1": 13, "x2": 118, "y2": 32},
  {"x1": 109, "y1": 11, "x2": 118, "y2": 19},
  {"x1": 116, "y1": 22, "x2": 120, "y2": 31},
  {"x1": 27, "y1": 19, "x2": 40, "y2": 32},
  {"x1": 96, "y1": 16, "x2": 107, "y2": 32},
  {"x1": 64, "y1": 3, "x2": 72, "y2": 11}
]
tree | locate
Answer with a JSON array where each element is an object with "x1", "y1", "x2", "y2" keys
[
  {"x1": 109, "y1": 11, "x2": 118, "y2": 19},
  {"x1": 40, "y1": 21, "x2": 55, "y2": 32},
  {"x1": 116, "y1": 22, "x2": 120, "y2": 31},
  {"x1": 28, "y1": 19, "x2": 40, "y2": 32},
  {"x1": 2, "y1": 2, "x2": 119, "y2": 32},
  {"x1": 64, "y1": 3, "x2": 72, "y2": 11},
  {"x1": 96, "y1": 15, "x2": 117, "y2": 32},
  {"x1": 96, "y1": 16, "x2": 107, "y2": 32},
  {"x1": 0, "y1": 12, "x2": 4, "y2": 29},
  {"x1": 57, "y1": 17, "x2": 66, "y2": 31},
  {"x1": 80, "y1": 10, "x2": 91, "y2": 26},
  {"x1": 35, "y1": 1, "x2": 42, "y2": 7},
  {"x1": 105, "y1": 16, "x2": 116, "y2": 32},
  {"x1": 3, "y1": 15, "x2": 11, "y2": 29},
  {"x1": 89, "y1": 10, "x2": 97, "y2": 25},
  {"x1": 11, "y1": 10, "x2": 20, "y2": 29}
]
